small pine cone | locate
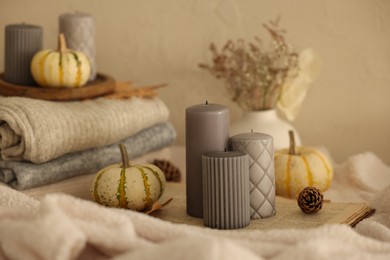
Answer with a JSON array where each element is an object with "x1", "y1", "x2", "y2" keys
[
  {"x1": 297, "y1": 187, "x2": 324, "y2": 214},
  {"x1": 153, "y1": 159, "x2": 181, "y2": 182}
]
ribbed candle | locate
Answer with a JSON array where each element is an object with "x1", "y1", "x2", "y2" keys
[
  {"x1": 202, "y1": 151, "x2": 250, "y2": 229},
  {"x1": 4, "y1": 24, "x2": 43, "y2": 86},
  {"x1": 231, "y1": 131, "x2": 276, "y2": 219},
  {"x1": 59, "y1": 12, "x2": 96, "y2": 81}
]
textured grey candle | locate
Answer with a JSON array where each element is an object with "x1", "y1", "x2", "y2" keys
[
  {"x1": 231, "y1": 131, "x2": 276, "y2": 219},
  {"x1": 4, "y1": 24, "x2": 43, "y2": 85},
  {"x1": 185, "y1": 102, "x2": 229, "y2": 218},
  {"x1": 59, "y1": 12, "x2": 96, "y2": 81},
  {"x1": 202, "y1": 151, "x2": 250, "y2": 229}
]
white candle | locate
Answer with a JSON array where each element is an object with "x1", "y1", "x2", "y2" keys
[
  {"x1": 59, "y1": 12, "x2": 96, "y2": 81},
  {"x1": 230, "y1": 131, "x2": 276, "y2": 219},
  {"x1": 202, "y1": 151, "x2": 250, "y2": 229},
  {"x1": 185, "y1": 102, "x2": 229, "y2": 218}
]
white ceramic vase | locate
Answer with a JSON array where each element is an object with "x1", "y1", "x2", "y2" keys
[{"x1": 230, "y1": 109, "x2": 301, "y2": 150}]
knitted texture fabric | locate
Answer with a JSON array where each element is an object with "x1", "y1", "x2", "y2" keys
[
  {"x1": 0, "y1": 123, "x2": 176, "y2": 190},
  {"x1": 0, "y1": 96, "x2": 169, "y2": 163}
]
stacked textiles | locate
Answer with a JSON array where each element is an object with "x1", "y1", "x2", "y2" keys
[{"x1": 0, "y1": 96, "x2": 176, "y2": 190}]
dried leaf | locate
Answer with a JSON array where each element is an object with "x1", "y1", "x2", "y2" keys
[
  {"x1": 144, "y1": 198, "x2": 173, "y2": 215},
  {"x1": 105, "y1": 82, "x2": 167, "y2": 100}
]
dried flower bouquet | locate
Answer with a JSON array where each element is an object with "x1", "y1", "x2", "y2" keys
[{"x1": 200, "y1": 19, "x2": 320, "y2": 121}]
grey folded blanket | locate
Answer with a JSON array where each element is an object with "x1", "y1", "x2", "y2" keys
[
  {"x1": 0, "y1": 96, "x2": 169, "y2": 163},
  {"x1": 0, "y1": 122, "x2": 176, "y2": 190}
]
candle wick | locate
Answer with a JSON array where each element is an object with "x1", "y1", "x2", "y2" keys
[
  {"x1": 205, "y1": 100, "x2": 208, "y2": 105},
  {"x1": 224, "y1": 147, "x2": 227, "y2": 152},
  {"x1": 251, "y1": 129, "x2": 253, "y2": 133}
]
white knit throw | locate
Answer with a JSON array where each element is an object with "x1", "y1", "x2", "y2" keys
[
  {"x1": 0, "y1": 150, "x2": 389, "y2": 259},
  {"x1": 0, "y1": 96, "x2": 169, "y2": 163}
]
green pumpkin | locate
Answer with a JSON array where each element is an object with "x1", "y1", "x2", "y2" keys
[{"x1": 91, "y1": 144, "x2": 166, "y2": 211}]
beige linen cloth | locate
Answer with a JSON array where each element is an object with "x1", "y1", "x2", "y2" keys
[
  {"x1": 0, "y1": 152, "x2": 390, "y2": 259},
  {"x1": 0, "y1": 96, "x2": 169, "y2": 163}
]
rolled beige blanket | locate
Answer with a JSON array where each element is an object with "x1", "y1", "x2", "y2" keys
[{"x1": 0, "y1": 96, "x2": 169, "y2": 163}]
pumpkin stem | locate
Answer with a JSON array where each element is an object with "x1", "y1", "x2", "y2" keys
[
  {"x1": 119, "y1": 143, "x2": 130, "y2": 168},
  {"x1": 288, "y1": 130, "x2": 296, "y2": 155},
  {"x1": 58, "y1": 33, "x2": 67, "y2": 52}
]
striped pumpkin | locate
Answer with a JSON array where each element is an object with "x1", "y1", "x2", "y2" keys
[
  {"x1": 31, "y1": 33, "x2": 91, "y2": 88},
  {"x1": 274, "y1": 131, "x2": 333, "y2": 198},
  {"x1": 91, "y1": 144, "x2": 166, "y2": 211}
]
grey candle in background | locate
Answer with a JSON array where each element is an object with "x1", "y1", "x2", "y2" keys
[
  {"x1": 4, "y1": 24, "x2": 43, "y2": 86},
  {"x1": 185, "y1": 102, "x2": 229, "y2": 218},
  {"x1": 202, "y1": 151, "x2": 250, "y2": 229},
  {"x1": 59, "y1": 12, "x2": 96, "y2": 81},
  {"x1": 231, "y1": 131, "x2": 276, "y2": 219}
]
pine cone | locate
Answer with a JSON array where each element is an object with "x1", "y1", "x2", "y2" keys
[
  {"x1": 297, "y1": 187, "x2": 324, "y2": 214},
  {"x1": 153, "y1": 159, "x2": 181, "y2": 182}
]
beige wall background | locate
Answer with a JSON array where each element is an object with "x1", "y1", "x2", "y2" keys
[{"x1": 1, "y1": 0, "x2": 389, "y2": 164}]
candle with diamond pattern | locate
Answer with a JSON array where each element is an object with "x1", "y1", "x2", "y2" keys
[
  {"x1": 185, "y1": 101, "x2": 229, "y2": 218},
  {"x1": 230, "y1": 130, "x2": 276, "y2": 219},
  {"x1": 59, "y1": 12, "x2": 96, "y2": 81}
]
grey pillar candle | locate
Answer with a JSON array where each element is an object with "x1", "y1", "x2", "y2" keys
[
  {"x1": 59, "y1": 12, "x2": 96, "y2": 81},
  {"x1": 231, "y1": 131, "x2": 276, "y2": 219},
  {"x1": 185, "y1": 102, "x2": 229, "y2": 218},
  {"x1": 4, "y1": 24, "x2": 43, "y2": 86},
  {"x1": 202, "y1": 151, "x2": 250, "y2": 229}
]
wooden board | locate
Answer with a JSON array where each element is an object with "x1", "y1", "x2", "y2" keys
[{"x1": 0, "y1": 73, "x2": 115, "y2": 101}]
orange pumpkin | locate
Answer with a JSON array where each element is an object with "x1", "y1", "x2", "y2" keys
[{"x1": 31, "y1": 33, "x2": 91, "y2": 88}]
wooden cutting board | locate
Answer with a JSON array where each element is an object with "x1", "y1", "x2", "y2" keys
[{"x1": 0, "y1": 73, "x2": 115, "y2": 101}]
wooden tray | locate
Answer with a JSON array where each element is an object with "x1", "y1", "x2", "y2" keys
[{"x1": 0, "y1": 73, "x2": 116, "y2": 101}]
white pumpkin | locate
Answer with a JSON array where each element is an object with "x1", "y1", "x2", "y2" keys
[
  {"x1": 31, "y1": 33, "x2": 91, "y2": 88},
  {"x1": 91, "y1": 144, "x2": 166, "y2": 211},
  {"x1": 274, "y1": 131, "x2": 333, "y2": 198}
]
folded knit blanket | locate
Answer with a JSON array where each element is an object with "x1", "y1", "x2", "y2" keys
[
  {"x1": 0, "y1": 96, "x2": 169, "y2": 163},
  {"x1": 0, "y1": 122, "x2": 176, "y2": 190}
]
